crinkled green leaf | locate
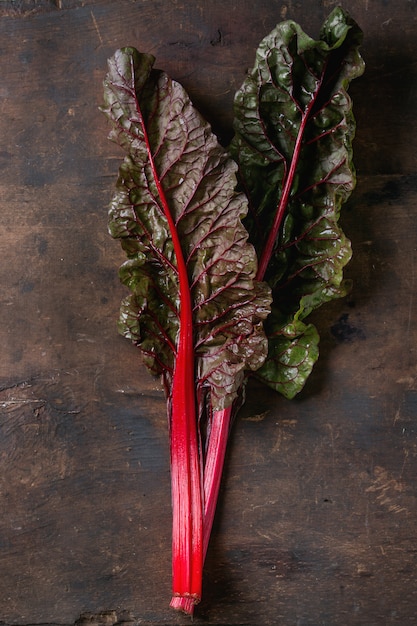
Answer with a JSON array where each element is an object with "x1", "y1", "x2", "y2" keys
[
  {"x1": 257, "y1": 308, "x2": 320, "y2": 399},
  {"x1": 231, "y1": 7, "x2": 364, "y2": 398},
  {"x1": 102, "y1": 48, "x2": 271, "y2": 411}
]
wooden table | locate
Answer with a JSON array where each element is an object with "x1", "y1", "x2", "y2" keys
[{"x1": 1, "y1": 1, "x2": 416, "y2": 624}]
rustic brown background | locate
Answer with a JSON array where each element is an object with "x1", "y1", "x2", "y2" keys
[{"x1": 1, "y1": 1, "x2": 416, "y2": 624}]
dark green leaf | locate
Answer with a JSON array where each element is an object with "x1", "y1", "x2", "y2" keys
[
  {"x1": 231, "y1": 7, "x2": 364, "y2": 397},
  {"x1": 255, "y1": 308, "x2": 320, "y2": 400}
]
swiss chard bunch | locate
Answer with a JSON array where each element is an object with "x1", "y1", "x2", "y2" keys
[{"x1": 101, "y1": 7, "x2": 364, "y2": 615}]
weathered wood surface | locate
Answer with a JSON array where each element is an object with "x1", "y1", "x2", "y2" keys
[{"x1": 1, "y1": 1, "x2": 417, "y2": 624}]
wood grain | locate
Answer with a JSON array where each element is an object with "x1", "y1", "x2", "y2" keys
[{"x1": 1, "y1": 1, "x2": 417, "y2": 624}]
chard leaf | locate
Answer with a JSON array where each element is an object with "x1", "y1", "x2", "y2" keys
[
  {"x1": 102, "y1": 48, "x2": 271, "y2": 412},
  {"x1": 231, "y1": 7, "x2": 364, "y2": 398},
  {"x1": 260, "y1": 309, "x2": 320, "y2": 399}
]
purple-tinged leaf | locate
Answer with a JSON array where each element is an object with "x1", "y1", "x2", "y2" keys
[{"x1": 102, "y1": 48, "x2": 271, "y2": 412}]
